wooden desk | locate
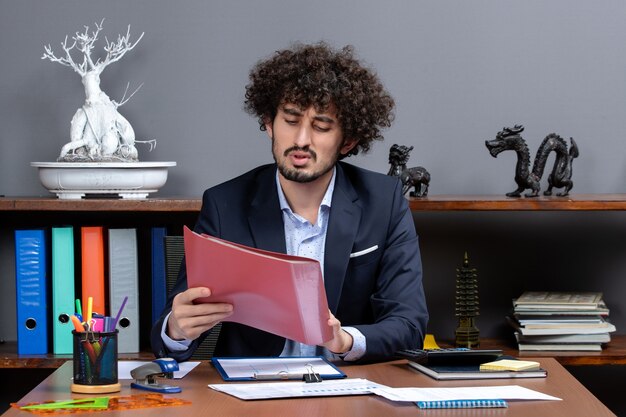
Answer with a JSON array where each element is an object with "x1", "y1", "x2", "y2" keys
[{"x1": 3, "y1": 358, "x2": 615, "y2": 417}]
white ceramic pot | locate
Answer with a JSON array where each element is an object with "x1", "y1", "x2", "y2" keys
[{"x1": 31, "y1": 161, "x2": 177, "y2": 199}]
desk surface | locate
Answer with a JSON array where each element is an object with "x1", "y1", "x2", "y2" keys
[{"x1": 3, "y1": 358, "x2": 615, "y2": 417}]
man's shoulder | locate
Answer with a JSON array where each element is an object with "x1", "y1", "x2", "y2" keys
[
  {"x1": 205, "y1": 164, "x2": 275, "y2": 194},
  {"x1": 338, "y1": 161, "x2": 399, "y2": 188}
]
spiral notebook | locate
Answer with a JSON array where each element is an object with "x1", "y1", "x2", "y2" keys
[{"x1": 416, "y1": 399, "x2": 508, "y2": 409}]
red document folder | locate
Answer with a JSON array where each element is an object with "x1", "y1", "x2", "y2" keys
[{"x1": 183, "y1": 226, "x2": 333, "y2": 345}]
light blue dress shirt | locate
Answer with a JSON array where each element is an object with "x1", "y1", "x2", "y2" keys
[{"x1": 275, "y1": 169, "x2": 366, "y2": 361}]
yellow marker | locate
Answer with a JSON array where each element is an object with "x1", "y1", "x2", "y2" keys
[{"x1": 86, "y1": 297, "x2": 93, "y2": 326}]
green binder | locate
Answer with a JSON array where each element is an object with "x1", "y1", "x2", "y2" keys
[{"x1": 52, "y1": 226, "x2": 75, "y2": 354}]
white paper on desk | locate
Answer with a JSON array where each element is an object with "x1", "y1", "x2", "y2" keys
[
  {"x1": 209, "y1": 378, "x2": 384, "y2": 400},
  {"x1": 117, "y1": 361, "x2": 200, "y2": 379},
  {"x1": 371, "y1": 385, "x2": 562, "y2": 402}
]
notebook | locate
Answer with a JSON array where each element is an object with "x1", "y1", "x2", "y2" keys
[
  {"x1": 416, "y1": 399, "x2": 508, "y2": 409},
  {"x1": 408, "y1": 360, "x2": 547, "y2": 380}
]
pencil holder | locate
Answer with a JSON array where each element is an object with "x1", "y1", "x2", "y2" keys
[{"x1": 71, "y1": 330, "x2": 121, "y2": 394}]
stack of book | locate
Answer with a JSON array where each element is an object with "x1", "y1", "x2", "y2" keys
[{"x1": 507, "y1": 291, "x2": 615, "y2": 352}]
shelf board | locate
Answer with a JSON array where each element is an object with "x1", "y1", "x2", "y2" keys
[
  {"x1": 409, "y1": 194, "x2": 626, "y2": 211},
  {"x1": 0, "y1": 342, "x2": 155, "y2": 369},
  {"x1": 3, "y1": 194, "x2": 626, "y2": 212},
  {"x1": 0, "y1": 197, "x2": 201, "y2": 212},
  {"x1": 1, "y1": 336, "x2": 625, "y2": 368},
  {"x1": 1, "y1": 195, "x2": 625, "y2": 369},
  {"x1": 445, "y1": 335, "x2": 626, "y2": 366}
]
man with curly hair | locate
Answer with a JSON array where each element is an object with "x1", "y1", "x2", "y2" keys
[{"x1": 152, "y1": 42, "x2": 428, "y2": 363}]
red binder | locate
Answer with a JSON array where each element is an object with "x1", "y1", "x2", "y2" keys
[
  {"x1": 184, "y1": 226, "x2": 333, "y2": 345},
  {"x1": 81, "y1": 226, "x2": 106, "y2": 316}
]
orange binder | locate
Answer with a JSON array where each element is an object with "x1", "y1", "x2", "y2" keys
[
  {"x1": 81, "y1": 226, "x2": 106, "y2": 317},
  {"x1": 183, "y1": 226, "x2": 333, "y2": 345}
]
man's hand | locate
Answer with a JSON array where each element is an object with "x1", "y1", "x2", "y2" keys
[
  {"x1": 321, "y1": 311, "x2": 353, "y2": 354},
  {"x1": 166, "y1": 287, "x2": 233, "y2": 341}
]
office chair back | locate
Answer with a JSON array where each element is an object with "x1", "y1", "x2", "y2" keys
[{"x1": 164, "y1": 235, "x2": 221, "y2": 359}]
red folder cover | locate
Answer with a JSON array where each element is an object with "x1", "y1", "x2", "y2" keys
[{"x1": 183, "y1": 226, "x2": 333, "y2": 345}]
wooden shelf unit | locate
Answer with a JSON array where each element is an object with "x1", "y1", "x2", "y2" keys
[
  {"x1": 1, "y1": 194, "x2": 625, "y2": 368},
  {"x1": 3, "y1": 194, "x2": 626, "y2": 212},
  {"x1": 2, "y1": 336, "x2": 625, "y2": 369},
  {"x1": 0, "y1": 197, "x2": 201, "y2": 212},
  {"x1": 408, "y1": 194, "x2": 626, "y2": 211}
]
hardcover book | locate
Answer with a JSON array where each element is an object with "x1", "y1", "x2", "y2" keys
[
  {"x1": 514, "y1": 292, "x2": 603, "y2": 309},
  {"x1": 516, "y1": 342, "x2": 602, "y2": 352},
  {"x1": 507, "y1": 316, "x2": 616, "y2": 336},
  {"x1": 514, "y1": 332, "x2": 611, "y2": 344}
]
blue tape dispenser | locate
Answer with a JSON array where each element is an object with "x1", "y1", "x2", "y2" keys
[{"x1": 130, "y1": 358, "x2": 182, "y2": 393}]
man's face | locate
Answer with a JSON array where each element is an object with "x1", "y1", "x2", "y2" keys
[{"x1": 266, "y1": 104, "x2": 357, "y2": 184}]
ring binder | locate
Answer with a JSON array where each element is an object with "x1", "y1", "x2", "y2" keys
[
  {"x1": 211, "y1": 356, "x2": 345, "y2": 381},
  {"x1": 253, "y1": 364, "x2": 323, "y2": 383}
]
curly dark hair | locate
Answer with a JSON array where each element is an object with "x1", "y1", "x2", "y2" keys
[{"x1": 244, "y1": 42, "x2": 395, "y2": 158}]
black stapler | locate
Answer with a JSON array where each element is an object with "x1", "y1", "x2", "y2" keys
[{"x1": 130, "y1": 358, "x2": 182, "y2": 393}]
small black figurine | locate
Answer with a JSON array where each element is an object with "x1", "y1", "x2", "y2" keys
[
  {"x1": 387, "y1": 144, "x2": 431, "y2": 197},
  {"x1": 485, "y1": 125, "x2": 579, "y2": 197},
  {"x1": 455, "y1": 252, "x2": 480, "y2": 348}
]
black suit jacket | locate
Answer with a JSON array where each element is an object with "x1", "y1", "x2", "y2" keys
[{"x1": 151, "y1": 162, "x2": 428, "y2": 362}]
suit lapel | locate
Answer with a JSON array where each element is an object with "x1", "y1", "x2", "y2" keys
[
  {"x1": 248, "y1": 166, "x2": 286, "y2": 254},
  {"x1": 324, "y1": 164, "x2": 361, "y2": 313},
  {"x1": 247, "y1": 164, "x2": 361, "y2": 313}
]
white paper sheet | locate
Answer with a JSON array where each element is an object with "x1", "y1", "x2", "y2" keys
[
  {"x1": 209, "y1": 378, "x2": 384, "y2": 400},
  {"x1": 118, "y1": 360, "x2": 200, "y2": 379},
  {"x1": 370, "y1": 385, "x2": 562, "y2": 402},
  {"x1": 209, "y1": 378, "x2": 562, "y2": 403}
]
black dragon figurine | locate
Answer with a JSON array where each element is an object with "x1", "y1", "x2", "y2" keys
[
  {"x1": 485, "y1": 125, "x2": 579, "y2": 197},
  {"x1": 387, "y1": 144, "x2": 431, "y2": 197}
]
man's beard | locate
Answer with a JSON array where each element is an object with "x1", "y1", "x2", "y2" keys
[{"x1": 272, "y1": 140, "x2": 339, "y2": 183}]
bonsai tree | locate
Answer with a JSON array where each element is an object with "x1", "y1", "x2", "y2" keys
[{"x1": 42, "y1": 20, "x2": 154, "y2": 162}]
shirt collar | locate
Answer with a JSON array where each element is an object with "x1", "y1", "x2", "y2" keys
[{"x1": 275, "y1": 168, "x2": 336, "y2": 214}]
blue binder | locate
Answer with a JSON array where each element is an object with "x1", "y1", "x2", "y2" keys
[
  {"x1": 15, "y1": 229, "x2": 49, "y2": 355},
  {"x1": 151, "y1": 227, "x2": 167, "y2": 325}
]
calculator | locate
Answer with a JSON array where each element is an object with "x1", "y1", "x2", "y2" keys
[{"x1": 395, "y1": 348, "x2": 503, "y2": 366}]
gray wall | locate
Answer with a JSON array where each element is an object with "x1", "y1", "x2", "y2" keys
[
  {"x1": 1, "y1": 1, "x2": 626, "y2": 342},
  {"x1": 2, "y1": 0, "x2": 625, "y2": 196}
]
